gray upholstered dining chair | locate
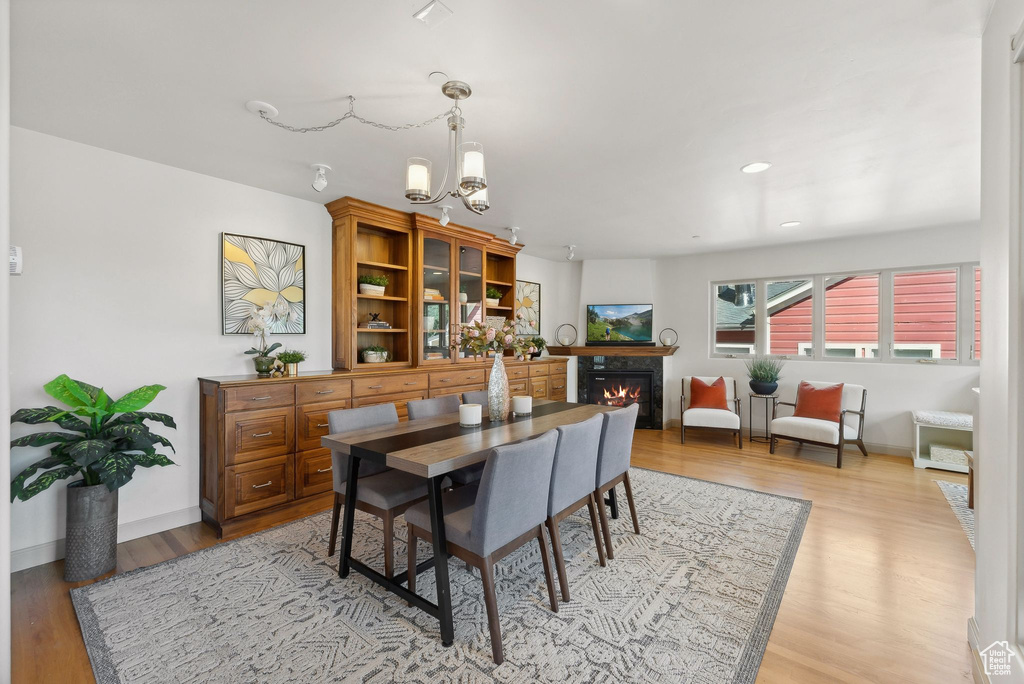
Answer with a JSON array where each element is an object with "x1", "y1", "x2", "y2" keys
[
  {"x1": 405, "y1": 430, "x2": 560, "y2": 665},
  {"x1": 546, "y1": 414, "x2": 606, "y2": 603},
  {"x1": 408, "y1": 394, "x2": 484, "y2": 486},
  {"x1": 328, "y1": 404, "x2": 447, "y2": 579},
  {"x1": 594, "y1": 403, "x2": 641, "y2": 560},
  {"x1": 406, "y1": 394, "x2": 461, "y2": 420},
  {"x1": 461, "y1": 389, "x2": 488, "y2": 406}
]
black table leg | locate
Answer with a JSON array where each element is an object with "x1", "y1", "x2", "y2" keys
[
  {"x1": 606, "y1": 487, "x2": 619, "y2": 519},
  {"x1": 338, "y1": 454, "x2": 360, "y2": 579},
  {"x1": 427, "y1": 475, "x2": 455, "y2": 647}
]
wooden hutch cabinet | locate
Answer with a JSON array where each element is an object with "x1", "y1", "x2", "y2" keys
[{"x1": 198, "y1": 197, "x2": 567, "y2": 538}]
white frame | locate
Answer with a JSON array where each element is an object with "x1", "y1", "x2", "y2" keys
[{"x1": 709, "y1": 262, "x2": 980, "y2": 366}]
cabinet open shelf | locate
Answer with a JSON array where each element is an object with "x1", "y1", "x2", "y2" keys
[
  {"x1": 357, "y1": 294, "x2": 408, "y2": 301},
  {"x1": 357, "y1": 260, "x2": 408, "y2": 271},
  {"x1": 356, "y1": 328, "x2": 408, "y2": 333},
  {"x1": 487, "y1": 305, "x2": 513, "y2": 311},
  {"x1": 486, "y1": 279, "x2": 513, "y2": 287}
]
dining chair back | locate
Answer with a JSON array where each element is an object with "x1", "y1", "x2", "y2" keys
[
  {"x1": 461, "y1": 389, "x2": 488, "y2": 406},
  {"x1": 407, "y1": 394, "x2": 461, "y2": 421},
  {"x1": 328, "y1": 403, "x2": 397, "y2": 484},
  {"x1": 594, "y1": 403, "x2": 641, "y2": 560}
]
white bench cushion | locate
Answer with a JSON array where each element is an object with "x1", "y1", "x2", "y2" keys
[
  {"x1": 911, "y1": 410, "x2": 972, "y2": 430},
  {"x1": 772, "y1": 416, "x2": 858, "y2": 445},
  {"x1": 683, "y1": 408, "x2": 740, "y2": 429}
]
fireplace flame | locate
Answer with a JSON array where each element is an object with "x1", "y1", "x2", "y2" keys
[{"x1": 600, "y1": 383, "x2": 642, "y2": 407}]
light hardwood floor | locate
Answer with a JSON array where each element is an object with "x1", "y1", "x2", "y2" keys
[{"x1": 11, "y1": 429, "x2": 974, "y2": 683}]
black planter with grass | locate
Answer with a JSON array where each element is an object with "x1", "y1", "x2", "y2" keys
[{"x1": 745, "y1": 356, "x2": 785, "y2": 397}]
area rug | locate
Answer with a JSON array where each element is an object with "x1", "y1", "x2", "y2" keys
[
  {"x1": 72, "y1": 468, "x2": 811, "y2": 683},
  {"x1": 936, "y1": 480, "x2": 975, "y2": 549}
]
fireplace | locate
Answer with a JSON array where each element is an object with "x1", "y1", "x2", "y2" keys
[{"x1": 586, "y1": 370, "x2": 655, "y2": 429}]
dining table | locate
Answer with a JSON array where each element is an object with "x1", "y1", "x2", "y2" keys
[{"x1": 321, "y1": 398, "x2": 618, "y2": 647}]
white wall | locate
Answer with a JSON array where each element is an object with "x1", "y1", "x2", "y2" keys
[
  {"x1": 514, "y1": 253, "x2": 581, "y2": 344},
  {"x1": 1, "y1": 0, "x2": 12, "y2": 674},
  {"x1": 975, "y1": 1, "x2": 1024, "y2": 679},
  {"x1": 655, "y1": 224, "x2": 980, "y2": 452},
  {"x1": 8, "y1": 127, "x2": 331, "y2": 569}
]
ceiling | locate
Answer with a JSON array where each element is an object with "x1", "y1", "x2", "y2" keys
[{"x1": 11, "y1": 0, "x2": 989, "y2": 260}]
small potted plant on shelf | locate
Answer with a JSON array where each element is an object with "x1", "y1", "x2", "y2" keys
[
  {"x1": 276, "y1": 349, "x2": 306, "y2": 376},
  {"x1": 745, "y1": 355, "x2": 785, "y2": 395},
  {"x1": 245, "y1": 302, "x2": 285, "y2": 377},
  {"x1": 10, "y1": 375, "x2": 176, "y2": 581},
  {"x1": 459, "y1": 284, "x2": 469, "y2": 304},
  {"x1": 361, "y1": 345, "x2": 389, "y2": 363},
  {"x1": 358, "y1": 274, "x2": 389, "y2": 296},
  {"x1": 485, "y1": 286, "x2": 502, "y2": 306},
  {"x1": 528, "y1": 335, "x2": 547, "y2": 359}
]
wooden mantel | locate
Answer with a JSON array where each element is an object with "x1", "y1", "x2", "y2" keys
[{"x1": 546, "y1": 346, "x2": 678, "y2": 357}]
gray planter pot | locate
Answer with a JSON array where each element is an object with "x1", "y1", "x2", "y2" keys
[{"x1": 64, "y1": 483, "x2": 118, "y2": 582}]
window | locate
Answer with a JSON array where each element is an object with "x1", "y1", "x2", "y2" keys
[
  {"x1": 892, "y1": 268, "x2": 958, "y2": 360},
  {"x1": 767, "y1": 279, "x2": 812, "y2": 356},
  {"x1": 824, "y1": 274, "x2": 879, "y2": 359},
  {"x1": 713, "y1": 282, "x2": 756, "y2": 355},
  {"x1": 974, "y1": 267, "x2": 981, "y2": 360}
]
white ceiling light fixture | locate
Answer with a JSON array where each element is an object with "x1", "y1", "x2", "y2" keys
[
  {"x1": 438, "y1": 205, "x2": 453, "y2": 227},
  {"x1": 413, "y1": 0, "x2": 454, "y2": 27},
  {"x1": 565, "y1": 244, "x2": 576, "y2": 261},
  {"x1": 310, "y1": 164, "x2": 331, "y2": 193},
  {"x1": 740, "y1": 161, "x2": 772, "y2": 174},
  {"x1": 507, "y1": 227, "x2": 519, "y2": 245},
  {"x1": 779, "y1": 221, "x2": 802, "y2": 228}
]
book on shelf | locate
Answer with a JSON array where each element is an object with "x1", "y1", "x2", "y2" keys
[{"x1": 366, "y1": 322, "x2": 392, "y2": 329}]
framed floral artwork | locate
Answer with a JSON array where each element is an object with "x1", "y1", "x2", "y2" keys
[
  {"x1": 515, "y1": 280, "x2": 540, "y2": 336},
  {"x1": 222, "y1": 233, "x2": 305, "y2": 334}
]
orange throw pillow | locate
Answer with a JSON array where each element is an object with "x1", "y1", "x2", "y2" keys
[
  {"x1": 690, "y1": 377, "x2": 729, "y2": 410},
  {"x1": 793, "y1": 381, "x2": 845, "y2": 423}
]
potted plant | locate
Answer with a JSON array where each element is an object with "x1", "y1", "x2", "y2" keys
[
  {"x1": 456, "y1": 319, "x2": 531, "y2": 422},
  {"x1": 361, "y1": 345, "x2": 389, "y2": 363},
  {"x1": 245, "y1": 302, "x2": 285, "y2": 377},
  {"x1": 528, "y1": 336, "x2": 547, "y2": 360},
  {"x1": 358, "y1": 274, "x2": 389, "y2": 296},
  {"x1": 276, "y1": 349, "x2": 306, "y2": 376},
  {"x1": 485, "y1": 286, "x2": 503, "y2": 306},
  {"x1": 745, "y1": 355, "x2": 785, "y2": 395},
  {"x1": 458, "y1": 284, "x2": 469, "y2": 304},
  {"x1": 10, "y1": 375, "x2": 176, "y2": 581}
]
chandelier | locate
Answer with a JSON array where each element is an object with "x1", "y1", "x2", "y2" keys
[
  {"x1": 247, "y1": 78, "x2": 489, "y2": 216},
  {"x1": 404, "y1": 80, "x2": 488, "y2": 215}
]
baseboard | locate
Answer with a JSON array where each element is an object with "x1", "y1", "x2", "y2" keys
[
  {"x1": 666, "y1": 422, "x2": 913, "y2": 458},
  {"x1": 969, "y1": 618, "x2": 989, "y2": 684},
  {"x1": 11, "y1": 505, "x2": 202, "y2": 573}
]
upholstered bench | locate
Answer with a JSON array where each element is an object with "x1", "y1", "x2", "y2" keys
[{"x1": 911, "y1": 410, "x2": 973, "y2": 473}]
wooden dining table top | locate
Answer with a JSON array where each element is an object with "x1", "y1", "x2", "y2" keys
[{"x1": 321, "y1": 400, "x2": 618, "y2": 478}]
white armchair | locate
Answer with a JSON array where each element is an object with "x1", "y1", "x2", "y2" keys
[
  {"x1": 770, "y1": 381, "x2": 868, "y2": 468},
  {"x1": 680, "y1": 377, "x2": 742, "y2": 449}
]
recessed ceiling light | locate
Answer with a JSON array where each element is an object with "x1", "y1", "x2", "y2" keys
[
  {"x1": 413, "y1": 0, "x2": 453, "y2": 27},
  {"x1": 741, "y1": 161, "x2": 772, "y2": 174},
  {"x1": 779, "y1": 221, "x2": 801, "y2": 228},
  {"x1": 692, "y1": 235, "x2": 700, "y2": 239}
]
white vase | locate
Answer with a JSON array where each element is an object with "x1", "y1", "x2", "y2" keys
[
  {"x1": 359, "y1": 283, "x2": 386, "y2": 296},
  {"x1": 485, "y1": 297, "x2": 500, "y2": 306},
  {"x1": 488, "y1": 355, "x2": 511, "y2": 422}
]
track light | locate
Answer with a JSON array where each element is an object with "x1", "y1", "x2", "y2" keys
[
  {"x1": 438, "y1": 205, "x2": 452, "y2": 227},
  {"x1": 507, "y1": 227, "x2": 519, "y2": 246},
  {"x1": 565, "y1": 244, "x2": 575, "y2": 261},
  {"x1": 311, "y1": 164, "x2": 331, "y2": 193}
]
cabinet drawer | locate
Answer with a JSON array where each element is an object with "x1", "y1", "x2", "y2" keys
[
  {"x1": 529, "y1": 377, "x2": 549, "y2": 399},
  {"x1": 550, "y1": 374, "x2": 567, "y2": 401},
  {"x1": 352, "y1": 389, "x2": 428, "y2": 421},
  {"x1": 225, "y1": 455, "x2": 294, "y2": 518},
  {"x1": 509, "y1": 380, "x2": 529, "y2": 396},
  {"x1": 296, "y1": 399, "x2": 350, "y2": 452},
  {"x1": 295, "y1": 449, "x2": 334, "y2": 499},
  {"x1": 429, "y1": 384, "x2": 482, "y2": 399},
  {"x1": 352, "y1": 373, "x2": 428, "y2": 398},
  {"x1": 528, "y1": 364, "x2": 550, "y2": 377},
  {"x1": 430, "y1": 368, "x2": 486, "y2": 388},
  {"x1": 503, "y1": 364, "x2": 530, "y2": 381},
  {"x1": 226, "y1": 407, "x2": 294, "y2": 465},
  {"x1": 224, "y1": 383, "x2": 294, "y2": 412},
  {"x1": 296, "y1": 378, "x2": 352, "y2": 405},
  {"x1": 550, "y1": 361, "x2": 568, "y2": 376}
]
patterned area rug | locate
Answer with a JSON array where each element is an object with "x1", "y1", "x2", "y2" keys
[
  {"x1": 936, "y1": 480, "x2": 975, "y2": 549},
  {"x1": 72, "y1": 468, "x2": 811, "y2": 683}
]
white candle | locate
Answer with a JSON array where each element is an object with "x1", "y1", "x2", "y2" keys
[
  {"x1": 463, "y1": 150, "x2": 485, "y2": 179},
  {"x1": 459, "y1": 403, "x2": 482, "y2": 427},
  {"x1": 407, "y1": 163, "x2": 430, "y2": 194},
  {"x1": 512, "y1": 396, "x2": 532, "y2": 416}
]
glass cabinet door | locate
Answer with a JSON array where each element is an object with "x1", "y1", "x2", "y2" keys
[
  {"x1": 457, "y1": 243, "x2": 484, "y2": 361},
  {"x1": 422, "y1": 236, "x2": 452, "y2": 362}
]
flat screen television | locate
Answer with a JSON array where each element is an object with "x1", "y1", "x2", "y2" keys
[{"x1": 586, "y1": 304, "x2": 654, "y2": 345}]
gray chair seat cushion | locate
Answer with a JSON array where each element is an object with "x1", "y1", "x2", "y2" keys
[
  {"x1": 404, "y1": 484, "x2": 479, "y2": 552},
  {"x1": 448, "y1": 462, "x2": 485, "y2": 485},
  {"x1": 351, "y1": 470, "x2": 451, "y2": 511}
]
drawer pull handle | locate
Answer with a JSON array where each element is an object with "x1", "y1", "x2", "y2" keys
[
  {"x1": 251, "y1": 396, "x2": 272, "y2": 401},
  {"x1": 369, "y1": 385, "x2": 384, "y2": 389},
  {"x1": 554, "y1": 385, "x2": 565, "y2": 389},
  {"x1": 315, "y1": 389, "x2": 335, "y2": 395},
  {"x1": 252, "y1": 481, "x2": 273, "y2": 489},
  {"x1": 251, "y1": 431, "x2": 273, "y2": 438},
  {"x1": 440, "y1": 378, "x2": 452, "y2": 383},
  {"x1": 316, "y1": 467, "x2": 332, "y2": 473},
  {"x1": 317, "y1": 423, "x2": 329, "y2": 428},
  {"x1": 404, "y1": 381, "x2": 418, "y2": 385}
]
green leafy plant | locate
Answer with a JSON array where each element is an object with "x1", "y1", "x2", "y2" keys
[
  {"x1": 529, "y1": 336, "x2": 547, "y2": 351},
  {"x1": 358, "y1": 274, "x2": 389, "y2": 287},
  {"x1": 362, "y1": 345, "x2": 389, "y2": 355},
  {"x1": 745, "y1": 355, "x2": 785, "y2": 383},
  {"x1": 10, "y1": 375, "x2": 176, "y2": 501},
  {"x1": 276, "y1": 349, "x2": 307, "y2": 364},
  {"x1": 485, "y1": 286, "x2": 503, "y2": 299}
]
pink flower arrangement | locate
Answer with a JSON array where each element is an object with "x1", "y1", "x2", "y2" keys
[{"x1": 457, "y1": 319, "x2": 532, "y2": 359}]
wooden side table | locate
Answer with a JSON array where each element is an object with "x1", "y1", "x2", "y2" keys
[{"x1": 749, "y1": 393, "x2": 778, "y2": 444}]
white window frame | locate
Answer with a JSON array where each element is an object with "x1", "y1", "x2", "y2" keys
[{"x1": 709, "y1": 262, "x2": 980, "y2": 367}]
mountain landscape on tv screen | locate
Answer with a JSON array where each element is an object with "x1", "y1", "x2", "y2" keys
[{"x1": 587, "y1": 305, "x2": 653, "y2": 342}]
